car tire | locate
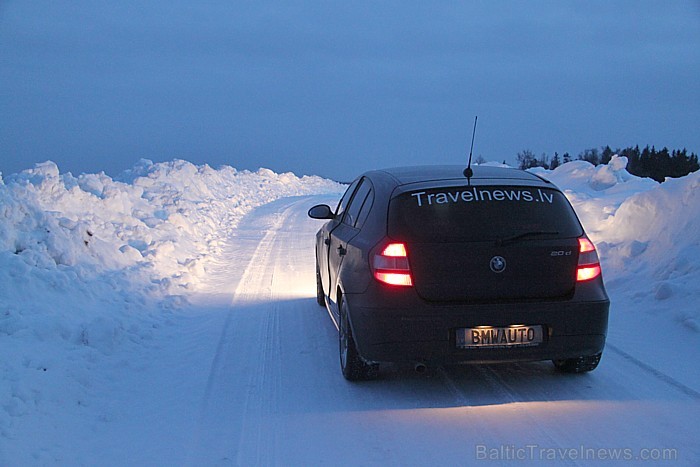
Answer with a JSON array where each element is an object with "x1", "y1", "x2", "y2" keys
[
  {"x1": 553, "y1": 352, "x2": 602, "y2": 373},
  {"x1": 315, "y1": 262, "x2": 325, "y2": 307},
  {"x1": 339, "y1": 298, "x2": 378, "y2": 381}
]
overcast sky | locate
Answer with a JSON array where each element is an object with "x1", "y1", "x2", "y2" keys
[{"x1": 1, "y1": 1, "x2": 699, "y2": 180}]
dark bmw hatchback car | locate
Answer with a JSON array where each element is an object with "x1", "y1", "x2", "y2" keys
[{"x1": 308, "y1": 166, "x2": 609, "y2": 380}]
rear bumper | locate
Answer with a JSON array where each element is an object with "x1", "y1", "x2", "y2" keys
[{"x1": 345, "y1": 292, "x2": 609, "y2": 365}]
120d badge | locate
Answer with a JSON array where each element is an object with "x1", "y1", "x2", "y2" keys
[{"x1": 550, "y1": 250, "x2": 573, "y2": 256}]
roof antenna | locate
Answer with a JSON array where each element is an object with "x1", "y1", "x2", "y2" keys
[{"x1": 463, "y1": 115, "x2": 478, "y2": 179}]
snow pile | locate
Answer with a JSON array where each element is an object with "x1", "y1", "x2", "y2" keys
[
  {"x1": 0, "y1": 159, "x2": 343, "y2": 444},
  {"x1": 1, "y1": 159, "x2": 342, "y2": 295},
  {"x1": 533, "y1": 156, "x2": 700, "y2": 331}
]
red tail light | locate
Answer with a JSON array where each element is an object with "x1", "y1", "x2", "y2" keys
[
  {"x1": 373, "y1": 242, "x2": 413, "y2": 286},
  {"x1": 577, "y1": 237, "x2": 601, "y2": 281}
]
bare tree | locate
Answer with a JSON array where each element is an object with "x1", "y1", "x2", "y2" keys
[{"x1": 516, "y1": 150, "x2": 537, "y2": 170}]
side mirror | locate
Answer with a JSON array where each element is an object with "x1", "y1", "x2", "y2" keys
[{"x1": 308, "y1": 204, "x2": 335, "y2": 220}]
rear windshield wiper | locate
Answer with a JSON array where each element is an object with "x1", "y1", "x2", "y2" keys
[{"x1": 497, "y1": 230, "x2": 560, "y2": 246}]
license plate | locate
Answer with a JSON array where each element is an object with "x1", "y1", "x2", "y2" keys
[{"x1": 456, "y1": 325, "x2": 544, "y2": 349}]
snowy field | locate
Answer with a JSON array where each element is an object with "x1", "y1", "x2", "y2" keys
[{"x1": 1, "y1": 157, "x2": 698, "y2": 465}]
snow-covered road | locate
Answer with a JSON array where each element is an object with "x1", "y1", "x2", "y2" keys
[{"x1": 130, "y1": 194, "x2": 698, "y2": 466}]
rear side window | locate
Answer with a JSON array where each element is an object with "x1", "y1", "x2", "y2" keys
[
  {"x1": 335, "y1": 179, "x2": 361, "y2": 220},
  {"x1": 354, "y1": 189, "x2": 374, "y2": 229},
  {"x1": 343, "y1": 179, "x2": 372, "y2": 228},
  {"x1": 388, "y1": 185, "x2": 582, "y2": 242}
]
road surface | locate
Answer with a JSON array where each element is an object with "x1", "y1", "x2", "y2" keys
[{"x1": 102, "y1": 195, "x2": 699, "y2": 465}]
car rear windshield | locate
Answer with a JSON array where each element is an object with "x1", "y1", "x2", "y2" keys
[{"x1": 388, "y1": 185, "x2": 583, "y2": 242}]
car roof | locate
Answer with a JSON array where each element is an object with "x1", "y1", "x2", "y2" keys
[{"x1": 366, "y1": 165, "x2": 551, "y2": 187}]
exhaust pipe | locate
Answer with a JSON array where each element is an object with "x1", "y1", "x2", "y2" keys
[{"x1": 414, "y1": 363, "x2": 427, "y2": 374}]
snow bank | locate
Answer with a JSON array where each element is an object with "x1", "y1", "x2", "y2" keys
[
  {"x1": 0, "y1": 159, "x2": 343, "y2": 443},
  {"x1": 0, "y1": 159, "x2": 342, "y2": 295},
  {"x1": 533, "y1": 156, "x2": 700, "y2": 331}
]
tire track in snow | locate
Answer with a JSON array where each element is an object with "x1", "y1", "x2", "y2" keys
[
  {"x1": 606, "y1": 343, "x2": 700, "y2": 400},
  {"x1": 185, "y1": 198, "x2": 306, "y2": 466},
  {"x1": 437, "y1": 366, "x2": 579, "y2": 466},
  {"x1": 198, "y1": 208, "x2": 280, "y2": 413},
  {"x1": 477, "y1": 365, "x2": 583, "y2": 466}
]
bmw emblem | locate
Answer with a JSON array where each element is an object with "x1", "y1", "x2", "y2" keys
[{"x1": 490, "y1": 256, "x2": 506, "y2": 273}]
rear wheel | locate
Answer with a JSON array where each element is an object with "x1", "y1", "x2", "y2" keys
[
  {"x1": 553, "y1": 353, "x2": 602, "y2": 373},
  {"x1": 339, "y1": 298, "x2": 378, "y2": 381}
]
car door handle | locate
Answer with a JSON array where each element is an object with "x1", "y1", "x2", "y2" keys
[
  {"x1": 324, "y1": 238, "x2": 331, "y2": 246},
  {"x1": 337, "y1": 245, "x2": 347, "y2": 256}
]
